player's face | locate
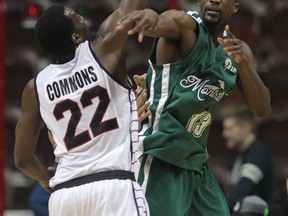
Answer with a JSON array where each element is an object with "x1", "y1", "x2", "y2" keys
[
  {"x1": 222, "y1": 117, "x2": 246, "y2": 151},
  {"x1": 198, "y1": 0, "x2": 239, "y2": 28},
  {"x1": 65, "y1": 7, "x2": 90, "y2": 42}
]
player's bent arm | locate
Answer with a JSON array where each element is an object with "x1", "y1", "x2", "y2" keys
[
  {"x1": 218, "y1": 28, "x2": 271, "y2": 117},
  {"x1": 162, "y1": 10, "x2": 198, "y2": 59},
  {"x1": 161, "y1": 10, "x2": 197, "y2": 40},
  {"x1": 14, "y1": 79, "x2": 52, "y2": 189},
  {"x1": 236, "y1": 43, "x2": 271, "y2": 117},
  {"x1": 153, "y1": 10, "x2": 197, "y2": 63}
]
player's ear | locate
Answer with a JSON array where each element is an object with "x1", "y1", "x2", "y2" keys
[
  {"x1": 71, "y1": 33, "x2": 83, "y2": 44},
  {"x1": 233, "y1": 2, "x2": 239, "y2": 14}
]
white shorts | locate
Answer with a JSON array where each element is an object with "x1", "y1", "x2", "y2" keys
[{"x1": 49, "y1": 179, "x2": 150, "y2": 216}]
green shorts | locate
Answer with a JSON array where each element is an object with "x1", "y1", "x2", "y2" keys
[{"x1": 138, "y1": 155, "x2": 230, "y2": 216}]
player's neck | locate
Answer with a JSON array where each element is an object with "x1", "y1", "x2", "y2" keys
[{"x1": 54, "y1": 52, "x2": 75, "y2": 64}]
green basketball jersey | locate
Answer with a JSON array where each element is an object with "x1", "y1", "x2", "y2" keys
[{"x1": 140, "y1": 11, "x2": 238, "y2": 171}]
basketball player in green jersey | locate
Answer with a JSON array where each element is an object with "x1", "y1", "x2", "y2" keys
[{"x1": 117, "y1": 0, "x2": 271, "y2": 215}]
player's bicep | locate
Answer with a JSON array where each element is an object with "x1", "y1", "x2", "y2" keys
[{"x1": 163, "y1": 10, "x2": 197, "y2": 57}]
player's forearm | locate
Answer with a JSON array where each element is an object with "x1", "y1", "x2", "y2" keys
[
  {"x1": 237, "y1": 60, "x2": 271, "y2": 117},
  {"x1": 134, "y1": 9, "x2": 181, "y2": 39},
  {"x1": 14, "y1": 155, "x2": 51, "y2": 185}
]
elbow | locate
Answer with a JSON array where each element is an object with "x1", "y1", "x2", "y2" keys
[
  {"x1": 264, "y1": 104, "x2": 272, "y2": 117},
  {"x1": 14, "y1": 154, "x2": 30, "y2": 171},
  {"x1": 252, "y1": 103, "x2": 271, "y2": 118},
  {"x1": 250, "y1": 91, "x2": 272, "y2": 118},
  {"x1": 254, "y1": 109, "x2": 271, "y2": 118},
  {"x1": 14, "y1": 158, "x2": 26, "y2": 171}
]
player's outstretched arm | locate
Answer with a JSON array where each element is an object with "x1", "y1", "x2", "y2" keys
[
  {"x1": 117, "y1": 9, "x2": 197, "y2": 60},
  {"x1": 117, "y1": 9, "x2": 192, "y2": 42}
]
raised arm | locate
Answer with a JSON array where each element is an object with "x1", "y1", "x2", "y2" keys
[
  {"x1": 91, "y1": 0, "x2": 148, "y2": 81},
  {"x1": 14, "y1": 80, "x2": 54, "y2": 192},
  {"x1": 119, "y1": 0, "x2": 147, "y2": 15},
  {"x1": 218, "y1": 25, "x2": 271, "y2": 117}
]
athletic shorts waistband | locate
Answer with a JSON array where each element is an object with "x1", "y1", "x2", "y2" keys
[{"x1": 54, "y1": 170, "x2": 135, "y2": 191}]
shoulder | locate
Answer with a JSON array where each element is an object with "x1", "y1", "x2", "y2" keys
[
  {"x1": 22, "y1": 79, "x2": 37, "y2": 103},
  {"x1": 251, "y1": 139, "x2": 270, "y2": 151},
  {"x1": 245, "y1": 140, "x2": 272, "y2": 161},
  {"x1": 23, "y1": 79, "x2": 36, "y2": 96},
  {"x1": 21, "y1": 79, "x2": 39, "y2": 113},
  {"x1": 186, "y1": 11, "x2": 202, "y2": 24},
  {"x1": 162, "y1": 9, "x2": 197, "y2": 31}
]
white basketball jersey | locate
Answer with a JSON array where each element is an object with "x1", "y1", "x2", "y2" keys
[{"x1": 35, "y1": 41, "x2": 139, "y2": 187}]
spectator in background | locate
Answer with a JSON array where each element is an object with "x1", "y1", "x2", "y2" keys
[
  {"x1": 269, "y1": 177, "x2": 288, "y2": 216},
  {"x1": 222, "y1": 104, "x2": 274, "y2": 213},
  {"x1": 28, "y1": 180, "x2": 50, "y2": 216},
  {"x1": 231, "y1": 195, "x2": 269, "y2": 216}
]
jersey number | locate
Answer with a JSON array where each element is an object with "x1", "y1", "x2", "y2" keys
[{"x1": 53, "y1": 86, "x2": 118, "y2": 150}]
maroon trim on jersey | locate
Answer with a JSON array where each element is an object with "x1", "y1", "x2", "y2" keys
[
  {"x1": 131, "y1": 182, "x2": 141, "y2": 216},
  {"x1": 87, "y1": 41, "x2": 133, "y2": 90}
]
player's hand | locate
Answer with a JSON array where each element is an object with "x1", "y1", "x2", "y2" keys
[
  {"x1": 39, "y1": 166, "x2": 56, "y2": 193},
  {"x1": 134, "y1": 74, "x2": 146, "y2": 90},
  {"x1": 137, "y1": 89, "x2": 150, "y2": 128},
  {"x1": 133, "y1": 74, "x2": 150, "y2": 129},
  {"x1": 39, "y1": 181, "x2": 54, "y2": 193},
  {"x1": 217, "y1": 25, "x2": 246, "y2": 64},
  {"x1": 117, "y1": 9, "x2": 159, "y2": 43}
]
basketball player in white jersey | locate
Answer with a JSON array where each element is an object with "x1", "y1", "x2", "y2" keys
[{"x1": 14, "y1": 1, "x2": 150, "y2": 216}]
